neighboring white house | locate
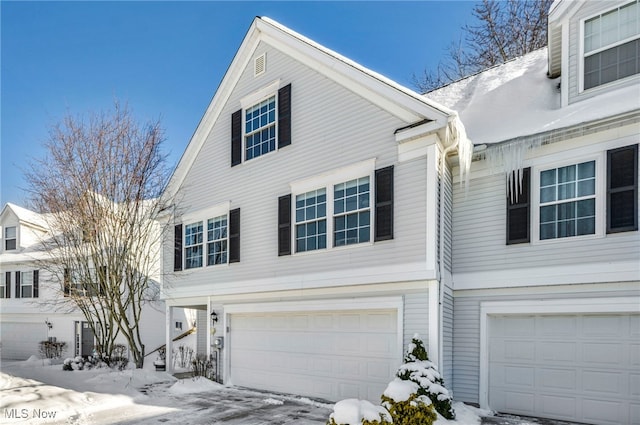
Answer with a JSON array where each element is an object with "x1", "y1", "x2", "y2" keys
[
  {"x1": 0, "y1": 202, "x2": 192, "y2": 362},
  {"x1": 426, "y1": 1, "x2": 639, "y2": 424},
  {"x1": 160, "y1": 15, "x2": 470, "y2": 403}
]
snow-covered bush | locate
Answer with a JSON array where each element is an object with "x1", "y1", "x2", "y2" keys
[
  {"x1": 62, "y1": 352, "x2": 128, "y2": 371},
  {"x1": 381, "y1": 378, "x2": 436, "y2": 425},
  {"x1": 39, "y1": 341, "x2": 67, "y2": 359},
  {"x1": 398, "y1": 335, "x2": 455, "y2": 420},
  {"x1": 327, "y1": 399, "x2": 392, "y2": 425},
  {"x1": 191, "y1": 354, "x2": 213, "y2": 378}
]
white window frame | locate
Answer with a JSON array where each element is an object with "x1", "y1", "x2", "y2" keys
[
  {"x1": 240, "y1": 79, "x2": 281, "y2": 163},
  {"x1": 532, "y1": 152, "x2": 606, "y2": 244},
  {"x1": 20, "y1": 271, "x2": 34, "y2": 298},
  {"x1": 184, "y1": 221, "x2": 204, "y2": 270},
  {"x1": 333, "y1": 176, "x2": 372, "y2": 247},
  {"x1": 4, "y1": 226, "x2": 17, "y2": 251},
  {"x1": 294, "y1": 188, "x2": 328, "y2": 253},
  {"x1": 0, "y1": 273, "x2": 6, "y2": 298},
  {"x1": 579, "y1": 0, "x2": 640, "y2": 92},
  {"x1": 206, "y1": 214, "x2": 229, "y2": 266},
  {"x1": 290, "y1": 159, "x2": 376, "y2": 254},
  {"x1": 181, "y1": 202, "x2": 231, "y2": 270}
]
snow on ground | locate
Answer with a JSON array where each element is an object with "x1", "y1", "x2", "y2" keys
[{"x1": 0, "y1": 358, "x2": 486, "y2": 424}]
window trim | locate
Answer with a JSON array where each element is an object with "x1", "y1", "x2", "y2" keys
[
  {"x1": 4, "y1": 225, "x2": 17, "y2": 251},
  {"x1": 0, "y1": 272, "x2": 7, "y2": 298},
  {"x1": 19, "y1": 271, "x2": 34, "y2": 298},
  {"x1": 240, "y1": 80, "x2": 281, "y2": 163},
  {"x1": 579, "y1": 0, "x2": 640, "y2": 93},
  {"x1": 179, "y1": 202, "x2": 233, "y2": 271},
  {"x1": 531, "y1": 153, "x2": 606, "y2": 244},
  {"x1": 183, "y1": 221, "x2": 204, "y2": 270}
]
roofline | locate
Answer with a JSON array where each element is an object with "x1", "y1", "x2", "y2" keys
[{"x1": 164, "y1": 16, "x2": 455, "y2": 200}]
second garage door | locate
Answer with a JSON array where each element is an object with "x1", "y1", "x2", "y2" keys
[
  {"x1": 488, "y1": 313, "x2": 639, "y2": 425},
  {"x1": 0, "y1": 322, "x2": 46, "y2": 360},
  {"x1": 229, "y1": 309, "x2": 400, "y2": 402}
]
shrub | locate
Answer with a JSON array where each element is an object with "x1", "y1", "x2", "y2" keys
[
  {"x1": 39, "y1": 341, "x2": 67, "y2": 359},
  {"x1": 398, "y1": 335, "x2": 455, "y2": 420},
  {"x1": 191, "y1": 354, "x2": 213, "y2": 378},
  {"x1": 173, "y1": 345, "x2": 194, "y2": 369},
  {"x1": 327, "y1": 399, "x2": 392, "y2": 425},
  {"x1": 381, "y1": 379, "x2": 437, "y2": 425}
]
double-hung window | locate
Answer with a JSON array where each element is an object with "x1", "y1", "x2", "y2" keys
[
  {"x1": 583, "y1": 0, "x2": 640, "y2": 90},
  {"x1": 334, "y1": 177, "x2": 371, "y2": 246},
  {"x1": 245, "y1": 96, "x2": 276, "y2": 160},
  {"x1": 539, "y1": 161, "x2": 596, "y2": 240},
  {"x1": 4, "y1": 226, "x2": 16, "y2": 251},
  {"x1": 20, "y1": 271, "x2": 34, "y2": 298},
  {"x1": 295, "y1": 189, "x2": 327, "y2": 252},
  {"x1": 0, "y1": 273, "x2": 7, "y2": 298},
  {"x1": 207, "y1": 215, "x2": 228, "y2": 266},
  {"x1": 184, "y1": 222, "x2": 203, "y2": 269}
]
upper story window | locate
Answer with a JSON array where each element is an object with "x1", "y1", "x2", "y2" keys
[
  {"x1": 231, "y1": 81, "x2": 291, "y2": 166},
  {"x1": 174, "y1": 205, "x2": 240, "y2": 272},
  {"x1": 4, "y1": 226, "x2": 16, "y2": 250},
  {"x1": 278, "y1": 160, "x2": 393, "y2": 256},
  {"x1": 245, "y1": 96, "x2": 276, "y2": 161},
  {"x1": 334, "y1": 177, "x2": 371, "y2": 246},
  {"x1": 295, "y1": 189, "x2": 327, "y2": 252},
  {"x1": 0, "y1": 272, "x2": 7, "y2": 298},
  {"x1": 18, "y1": 271, "x2": 38, "y2": 298},
  {"x1": 539, "y1": 161, "x2": 596, "y2": 240},
  {"x1": 584, "y1": 0, "x2": 639, "y2": 90},
  {"x1": 207, "y1": 215, "x2": 228, "y2": 266},
  {"x1": 184, "y1": 222, "x2": 204, "y2": 269},
  {"x1": 506, "y1": 144, "x2": 638, "y2": 244}
]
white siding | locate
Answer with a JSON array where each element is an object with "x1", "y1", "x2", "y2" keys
[
  {"x1": 196, "y1": 309, "x2": 207, "y2": 355},
  {"x1": 164, "y1": 42, "x2": 431, "y2": 297},
  {"x1": 403, "y1": 291, "x2": 429, "y2": 353},
  {"x1": 442, "y1": 284, "x2": 454, "y2": 389}
]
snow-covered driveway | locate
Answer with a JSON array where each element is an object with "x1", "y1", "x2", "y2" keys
[{"x1": 0, "y1": 360, "x2": 331, "y2": 425}]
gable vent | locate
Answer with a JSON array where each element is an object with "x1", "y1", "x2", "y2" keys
[{"x1": 254, "y1": 53, "x2": 266, "y2": 77}]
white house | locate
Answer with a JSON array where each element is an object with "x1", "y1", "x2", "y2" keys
[
  {"x1": 0, "y1": 202, "x2": 191, "y2": 363},
  {"x1": 426, "y1": 1, "x2": 639, "y2": 424},
  {"x1": 160, "y1": 16, "x2": 470, "y2": 402}
]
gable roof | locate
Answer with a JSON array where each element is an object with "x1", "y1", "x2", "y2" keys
[
  {"x1": 164, "y1": 16, "x2": 459, "y2": 200},
  {"x1": 425, "y1": 47, "x2": 640, "y2": 146},
  {"x1": 1, "y1": 202, "x2": 48, "y2": 231}
]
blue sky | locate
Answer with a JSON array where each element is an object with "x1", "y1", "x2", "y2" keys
[{"x1": 1, "y1": 1, "x2": 476, "y2": 206}]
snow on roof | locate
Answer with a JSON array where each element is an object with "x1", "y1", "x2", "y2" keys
[
  {"x1": 3, "y1": 202, "x2": 48, "y2": 229},
  {"x1": 425, "y1": 47, "x2": 640, "y2": 145}
]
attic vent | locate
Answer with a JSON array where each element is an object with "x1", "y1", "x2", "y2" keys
[{"x1": 254, "y1": 53, "x2": 266, "y2": 77}]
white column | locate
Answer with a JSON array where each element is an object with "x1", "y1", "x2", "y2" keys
[{"x1": 165, "y1": 304, "x2": 174, "y2": 373}]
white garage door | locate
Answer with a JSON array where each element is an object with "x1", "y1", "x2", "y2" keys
[
  {"x1": 229, "y1": 309, "x2": 400, "y2": 402},
  {"x1": 0, "y1": 322, "x2": 46, "y2": 360},
  {"x1": 489, "y1": 314, "x2": 639, "y2": 425}
]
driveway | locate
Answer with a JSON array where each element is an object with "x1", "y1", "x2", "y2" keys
[{"x1": 481, "y1": 413, "x2": 590, "y2": 425}]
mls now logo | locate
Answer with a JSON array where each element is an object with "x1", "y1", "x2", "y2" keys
[{"x1": 4, "y1": 408, "x2": 57, "y2": 419}]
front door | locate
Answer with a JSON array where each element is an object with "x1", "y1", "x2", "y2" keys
[{"x1": 80, "y1": 321, "x2": 95, "y2": 356}]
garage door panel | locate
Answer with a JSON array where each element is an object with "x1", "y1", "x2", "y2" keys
[
  {"x1": 0, "y1": 323, "x2": 45, "y2": 360},
  {"x1": 489, "y1": 314, "x2": 637, "y2": 425},
  {"x1": 230, "y1": 309, "x2": 399, "y2": 402}
]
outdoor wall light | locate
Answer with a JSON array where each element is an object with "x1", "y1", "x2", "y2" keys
[
  {"x1": 45, "y1": 320, "x2": 53, "y2": 330},
  {"x1": 210, "y1": 311, "x2": 218, "y2": 324}
]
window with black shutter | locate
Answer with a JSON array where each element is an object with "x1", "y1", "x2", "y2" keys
[
  {"x1": 4, "y1": 271, "x2": 10, "y2": 298},
  {"x1": 15, "y1": 271, "x2": 20, "y2": 299},
  {"x1": 278, "y1": 194, "x2": 292, "y2": 256},
  {"x1": 174, "y1": 224, "x2": 183, "y2": 272},
  {"x1": 229, "y1": 208, "x2": 241, "y2": 263},
  {"x1": 64, "y1": 268, "x2": 70, "y2": 296},
  {"x1": 506, "y1": 167, "x2": 530, "y2": 244},
  {"x1": 278, "y1": 84, "x2": 291, "y2": 149},
  {"x1": 33, "y1": 270, "x2": 39, "y2": 298},
  {"x1": 375, "y1": 166, "x2": 394, "y2": 241},
  {"x1": 607, "y1": 144, "x2": 638, "y2": 233}
]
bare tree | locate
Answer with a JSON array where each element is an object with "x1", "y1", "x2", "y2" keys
[
  {"x1": 26, "y1": 102, "x2": 171, "y2": 368},
  {"x1": 414, "y1": 0, "x2": 552, "y2": 92}
]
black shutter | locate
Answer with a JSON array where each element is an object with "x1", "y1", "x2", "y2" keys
[
  {"x1": 231, "y1": 109, "x2": 242, "y2": 166},
  {"x1": 63, "y1": 268, "x2": 70, "y2": 297},
  {"x1": 15, "y1": 271, "x2": 20, "y2": 299},
  {"x1": 229, "y1": 208, "x2": 241, "y2": 263},
  {"x1": 277, "y1": 84, "x2": 291, "y2": 149},
  {"x1": 375, "y1": 166, "x2": 394, "y2": 241},
  {"x1": 33, "y1": 270, "x2": 39, "y2": 298},
  {"x1": 506, "y1": 167, "x2": 531, "y2": 244},
  {"x1": 607, "y1": 144, "x2": 638, "y2": 233},
  {"x1": 5, "y1": 271, "x2": 10, "y2": 298},
  {"x1": 278, "y1": 194, "x2": 292, "y2": 256},
  {"x1": 174, "y1": 224, "x2": 183, "y2": 272}
]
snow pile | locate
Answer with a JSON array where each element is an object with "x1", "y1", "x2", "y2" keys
[
  {"x1": 263, "y1": 398, "x2": 284, "y2": 405},
  {"x1": 383, "y1": 378, "x2": 422, "y2": 403},
  {"x1": 168, "y1": 376, "x2": 223, "y2": 394},
  {"x1": 329, "y1": 399, "x2": 392, "y2": 425}
]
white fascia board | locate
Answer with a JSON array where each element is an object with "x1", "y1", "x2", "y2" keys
[
  {"x1": 257, "y1": 19, "x2": 451, "y2": 125},
  {"x1": 395, "y1": 120, "x2": 443, "y2": 144},
  {"x1": 164, "y1": 22, "x2": 261, "y2": 201},
  {"x1": 453, "y1": 260, "x2": 640, "y2": 290}
]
